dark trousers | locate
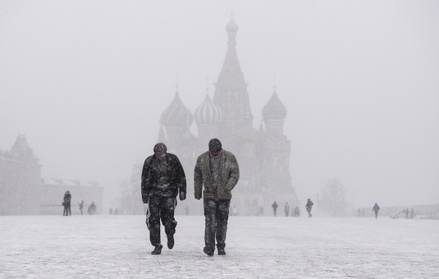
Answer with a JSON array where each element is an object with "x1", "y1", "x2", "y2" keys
[
  {"x1": 306, "y1": 208, "x2": 312, "y2": 217},
  {"x1": 148, "y1": 197, "x2": 177, "y2": 247},
  {"x1": 63, "y1": 205, "x2": 71, "y2": 216},
  {"x1": 203, "y1": 198, "x2": 230, "y2": 250}
]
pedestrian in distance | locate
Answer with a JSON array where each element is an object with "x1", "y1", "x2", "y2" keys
[
  {"x1": 194, "y1": 138, "x2": 240, "y2": 256},
  {"x1": 372, "y1": 202, "x2": 380, "y2": 219},
  {"x1": 78, "y1": 200, "x2": 84, "y2": 215},
  {"x1": 272, "y1": 201, "x2": 278, "y2": 217},
  {"x1": 233, "y1": 206, "x2": 239, "y2": 216},
  {"x1": 230, "y1": 205, "x2": 236, "y2": 216},
  {"x1": 141, "y1": 142, "x2": 187, "y2": 255},
  {"x1": 257, "y1": 206, "x2": 264, "y2": 216},
  {"x1": 294, "y1": 206, "x2": 300, "y2": 217},
  {"x1": 62, "y1": 190, "x2": 71, "y2": 216},
  {"x1": 88, "y1": 201, "x2": 96, "y2": 215},
  {"x1": 305, "y1": 198, "x2": 314, "y2": 218},
  {"x1": 284, "y1": 202, "x2": 290, "y2": 217}
]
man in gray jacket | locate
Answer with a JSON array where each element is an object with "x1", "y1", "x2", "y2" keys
[{"x1": 194, "y1": 138, "x2": 240, "y2": 256}]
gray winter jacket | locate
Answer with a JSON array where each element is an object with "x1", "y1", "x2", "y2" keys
[{"x1": 194, "y1": 150, "x2": 239, "y2": 200}]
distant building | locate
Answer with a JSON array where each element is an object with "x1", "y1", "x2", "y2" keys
[
  {"x1": 0, "y1": 134, "x2": 103, "y2": 215},
  {"x1": 152, "y1": 18, "x2": 297, "y2": 215},
  {"x1": 0, "y1": 134, "x2": 41, "y2": 215}
]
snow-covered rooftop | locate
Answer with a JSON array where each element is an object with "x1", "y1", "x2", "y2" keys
[{"x1": 41, "y1": 178, "x2": 99, "y2": 187}]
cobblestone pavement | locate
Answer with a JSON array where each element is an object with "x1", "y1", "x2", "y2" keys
[{"x1": 0, "y1": 215, "x2": 438, "y2": 278}]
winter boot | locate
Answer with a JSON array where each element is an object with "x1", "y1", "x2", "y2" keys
[
  {"x1": 217, "y1": 244, "x2": 226, "y2": 255},
  {"x1": 167, "y1": 234, "x2": 174, "y2": 249},
  {"x1": 203, "y1": 246, "x2": 214, "y2": 256},
  {"x1": 151, "y1": 245, "x2": 163, "y2": 255}
]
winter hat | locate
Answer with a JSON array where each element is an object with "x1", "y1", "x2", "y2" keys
[
  {"x1": 153, "y1": 142, "x2": 167, "y2": 154},
  {"x1": 208, "y1": 138, "x2": 222, "y2": 152}
]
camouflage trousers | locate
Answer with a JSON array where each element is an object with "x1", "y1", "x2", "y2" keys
[
  {"x1": 203, "y1": 198, "x2": 230, "y2": 251},
  {"x1": 147, "y1": 196, "x2": 177, "y2": 247}
]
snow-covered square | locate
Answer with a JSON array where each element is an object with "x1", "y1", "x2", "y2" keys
[{"x1": 1, "y1": 215, "x2": 438, "y2": 278}]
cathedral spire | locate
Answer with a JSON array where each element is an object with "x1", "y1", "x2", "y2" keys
[
  {"x1": 216, "y1": 16, "x2": 243, "y2": 85},
  {"x1": 213, "y1": 17, "x2": 253, "y2": 137},
  {"x1": 226, "y1": 16, "x2": 238, "y2": 47}
]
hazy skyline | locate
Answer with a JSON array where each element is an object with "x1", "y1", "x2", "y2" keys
[{"x1": 1, "y1": 1, "x2": 438, "y2": 209}]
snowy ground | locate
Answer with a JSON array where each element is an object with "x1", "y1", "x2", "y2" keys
[{"x1": 1, "y1": 215, "x2": 438, "y2": 279}]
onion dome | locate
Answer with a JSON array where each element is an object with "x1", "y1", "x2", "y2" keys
[
  {"x1": 262, "y1": 91, "x2": 287, "y2": 120},
  {"x1": 194, "y1": 95, "x2": 223, "y2": 124},
  {"x1": 160, "y1": 92, "x2": 193, "y2": 127}
]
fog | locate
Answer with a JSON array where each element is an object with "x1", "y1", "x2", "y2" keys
[{"x1": 1, "y1": 1, "x2": 438, "y2": 209}]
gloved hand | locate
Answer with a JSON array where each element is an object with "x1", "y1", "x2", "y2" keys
[
  {"x1": 142, "y1": 194, "x2": 149, "y2": 204},
  {"x1": 179, "y1": 191, "x2": 186, "y2": 201}
]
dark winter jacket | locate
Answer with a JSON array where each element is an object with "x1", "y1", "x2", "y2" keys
[
  {"x1": 63, "y1": 193, "x2": 71, "y2": 206},
  {"x1": 372, "y1": 204, "x2": 380, "y2": 212},
  {"x1": 194, "y1": 150, "x2": 239, "y2": 200},
  {"x1": 141, "y1": 153, "x2": 186, "y2": 201}
]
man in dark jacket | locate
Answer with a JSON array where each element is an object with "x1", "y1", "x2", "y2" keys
[
  {"x1": 63, "y1": 191, "x2": 71, "y2": 216},
  {"x1": 372, "y1": 202, "x2": 380, "y2": 219},
  {"x1": 141, "y1": 142, "x2": 186, "y2": 255},
  {"x1": 272, "y1": 201, "x2": 278, "y2": 217},
  {"x1": 194, "y1": 138, "x2": 239, "y2": 256}
]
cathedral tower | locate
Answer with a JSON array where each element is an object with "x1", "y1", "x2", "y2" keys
[
  {"x1": 154, "y1": 18, "x2": 297, "y2": 215},
  {"x1": 213, "y1": 17, "x2": 255, "y2": 148},
  {"x1": 259, "y1": 90, "x2": 295, "y2": 205}
]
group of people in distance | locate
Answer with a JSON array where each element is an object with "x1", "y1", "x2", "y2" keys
[
  {"x1": 271, "y1": 198, "x2": 313, "y2": 218},
  {"x1": 141, "y1": 138, "x2": 239, "y2": 256},
  {"x1": 62, "y1": 191, "x2": 95, "y2": 216}
]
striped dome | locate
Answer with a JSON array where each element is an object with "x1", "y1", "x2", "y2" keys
[
  {"x1": 194, "y1": 95, "x2": 223, "y2": 124},
  {"x1": 262, "y1": 91, "x2": 287, "y2": 120},
  {"x1": 160, "y1": 92, "x2": 193, "y2": 127}
]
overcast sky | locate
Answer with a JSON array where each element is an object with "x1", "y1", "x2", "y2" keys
[{"x1": 1, "y1": 0, "x2": 438, "y2": 208}]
